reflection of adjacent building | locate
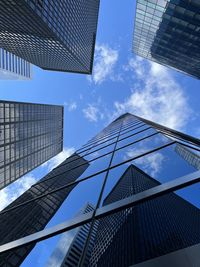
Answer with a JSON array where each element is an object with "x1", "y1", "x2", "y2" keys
[
  {"x1": 133, "y1": 0, "x2": 200, "y2": 79},
  {"x1": 88, "y1": 164, "x2": 200, "y2": 266},
  {"x1": 0, "y1": 154, "x2": 89, "y2": 266},
  {"x1": 175, "y1": 144, "x2": 200, "y2": 170},
  {"x1": 0, "y1": 48, "x2": 31, "y2": 79},
  {"x1": 0, "y1": 100, "x2": 63, "y2": 190},
  {"x1": 46, "y1": 203, "x2": 96, "y2": 267},
  {"x1": 0, "y1": 1, "x2": 100, "y2": 74}
]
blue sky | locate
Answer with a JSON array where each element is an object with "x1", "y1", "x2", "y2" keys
[{"x1": 0, "y1": 0, "x2": 200, "y2": 265}]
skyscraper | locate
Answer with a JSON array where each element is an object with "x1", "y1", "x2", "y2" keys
[
  {"x1": 0, "y1": 113, "x2": 199, "y2": 266},
  {"x1": 175, "y1": 143, "x2": 200, "y2": 170},
  {"x1": 88, "y1": 163, "x2": 200, "y2": 266},
  {"x1": 133, "y1": 0, "x2": 200, "y2": 79},
  {"x1": 0, "y1": 100, "x2": 63, "y2": 189},
  {"x1": 0, "y1": 1, "x2": 100, "y2": 74},
  {"x1": 46, "y1": 203, "x2": 96, "y2": 267},
  {"x1": 0, "y1": 49, "x2": 31, "y2": 79},
  {"x1": 0, "y1": 153, "x2": 89, "y2": 266}
]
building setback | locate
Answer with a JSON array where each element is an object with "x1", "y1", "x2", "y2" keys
[
  {"x1": 133, "y1": 0, "x2": 200, "y2": 79},
  {"x1": 0, "y1": 48, "x2": 31, "y2": 79},
  {"x1": 0, "y1": 1, "x2": 100, "y2": 74},
  {"x1": 0, "y1": 100, "x2": 63, "y2": 189}
]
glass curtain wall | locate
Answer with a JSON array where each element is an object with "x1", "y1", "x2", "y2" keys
[{"x1": 0, "y1": 113, "x2": 199, "y2": 266}]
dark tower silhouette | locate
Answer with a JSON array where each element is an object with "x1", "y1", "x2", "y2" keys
[
  {"x1": 0, "y1": 1, "x2": 100, "y2": 74},
  {"x1": 0, "y1": 153, "x2": 89, "y2": 266},
  {"x1": 89, "y1": 164, "x2": 200, "y2": 266}
]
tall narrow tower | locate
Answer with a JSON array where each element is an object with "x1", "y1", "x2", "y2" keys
[{"x1": 0, "y1": 100, "x2": 63, "y2": 189}]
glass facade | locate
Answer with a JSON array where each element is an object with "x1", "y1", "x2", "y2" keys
[
  {"x1": 46, "y1": 203, "x2": 96, "y2": 267},
  {"x1": 175, "y1": 143, "x2": 200, "y2": 170},
  {"x1": 133, "y1": 0, "x2": 200, "y2": 79},
  {"x1": 0, "y1": 100, "x2": 63, "y2": 189},
  {"x1": 0, "y1": 0, "x2": 100, "y2": 74},
  {"x1": 0, "y1": 113, "x2": 200, "y2": 266},
  {"x1": 0, "y1": 48, "x2": 31, "y2": 79}
]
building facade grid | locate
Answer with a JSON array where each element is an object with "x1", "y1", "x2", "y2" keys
[
  {"x1": 0, "y1": 0, "x2": 100, "y2": 73},
  {"x1": 0, "y1": 48, "x2": 31, "y2": 79},
  {"x1": 133, "y1": 0, "x2": 200, "y2": 79},
  {"x1": 0, "y1": 100, "x2": 63, "y2": 190},
  {"x1": 0, "y1": 113, "x2": 199, "y2": 266}
]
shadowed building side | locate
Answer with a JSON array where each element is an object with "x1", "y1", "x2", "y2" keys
[
  {"x1": 0, "y1": 0, "x2": 100, "y2": 74},
  {"x1": 133, "y1": 0, "x2": 200, "y2": 79},
  {"x1": 88, "y1": 164, "x2": 200, "y2": 266},
  {"x1": 0, "y1": 153, "x2": 89, "y2": 266}
]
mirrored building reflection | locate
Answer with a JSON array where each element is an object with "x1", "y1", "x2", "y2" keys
[
  {"x1": 88, "y1": 164, "x2": 200, "y2": 266},
  {"x1": 0, "y1": 113, "x2": 200, "y2": 266},
  {"x1": 0, "y1": 49, "x2": 31, "y2": 80},
  {"x1": 133, "y1": 0, "x2": 200, "y2": 79},
  {"x1": 0, "y1": 100, "x2": 63, "y2": 189},
  {"x1": 0, "y1": 154, "x2": 89, "y2": 266},
  {"x1": 46, "y1": 203, "x2": 96, "y2": 267},
  {"x1": 175, "y1": 143, "x2": 200, "y2": 170},
  {"x1": 0, "y1": 1, "x2": 100, "y2": 74}
]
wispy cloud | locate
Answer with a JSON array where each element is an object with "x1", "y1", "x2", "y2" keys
[
  {"x1": 42, "y1": 147, "x2": 75, "y2": 171},
  {"x1": 64, "y1": 101, "x2": 77, "y2": 112},
  {"x1": 0, "y1": 174, "x2": 38, "y2": 211},
  {"x1": 112, "y1": 56, "x2": 191, "y2": 130},
  {"x1": 82, "y1": 97, "x2": 106, "y2": 123},
  {"x1": 83, "y1": 104, "x2": 99, "y2": 122},
  {"x1": 135, "y1": 152, "x2": 164, "y2": 177},
  {"x1": 88, "y1": 44, "x2": 119, "y2": 84},
  {"x1": 125, "y1": 147, "x2": 164, "y2": 177},
  {"x1": 45, "y1": 230, "x2": 77, "y2": 267}
]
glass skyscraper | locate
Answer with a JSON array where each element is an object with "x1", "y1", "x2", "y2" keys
[
  {"x1": 0, "y1": 154, "x2": 89, "y2": 266},
  {"x1": 133, "y1": 0, "x2": 200, "y2": 79},
  {"x1": 0, "y1": 1, "x2": 100, "y2": 74},
  {"x1": 0, "y1": 100, "x2": 63, "y2": 190},
  {"x1": 0, "y1": 48, "x2": 31, "y2": 80},
  {"x1": 88, "y1": 163, "x2": 200, "y2": 266},
  {"x1": 46, "y1": 203, "x2": 96, "y2": 267},
  {"x1": 175, "y1": 143, "x2": 200, "y2": 170},
  {"x1": 0, "y1": 113, "x2": 200, "y2": 266}
]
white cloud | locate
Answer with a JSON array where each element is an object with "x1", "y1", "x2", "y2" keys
[
  {"x1": 42, "y1": 147, "x2": 75, "y2": 171},
  {"x1": 64, "y1": 101, "x2": 77, "y2": 112},
  {"x1": 125, "y1": 147, "x2": 164, "y2": 177},
  {"x1": 0, "y1": 174, "x2": 38, "y2": 211},
  {"x1": 135, "y1": 152, "x2": 164, "y2": 177},
  {"x1": 88, "y1": 44, "x2": 119, "y2": 84},
  {"x1": 45, "y1": 229, "x2": 77, "y2": 267},
  {"x1": 83, "y1": 104, "x2": 99, "y2": 122},
  {"x1": 113, "y1": 56, "x2": 191, "y2": 130},
  {"x1": 82, "y1": 100, "x2": 106, "y2": 123}
]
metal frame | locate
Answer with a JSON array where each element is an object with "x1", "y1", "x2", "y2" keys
[
  {"x1": 0, "y1": 169, "x2": 200, "y2": 254},
  {"x1": 0, "y1": 113, "x2": 200, "y2": 266}
]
